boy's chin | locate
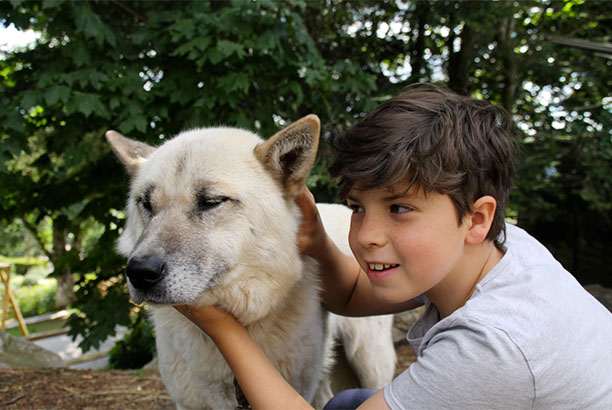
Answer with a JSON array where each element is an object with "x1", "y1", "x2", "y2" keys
[{"x1": 371, "y1": 285, "x2": 417, "y2": 305}]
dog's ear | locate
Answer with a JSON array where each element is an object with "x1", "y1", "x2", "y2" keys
[
  {"x1": 105, "y1": 130, "x2": 156, "y2": 175},
  {"x1": 254, "y1": 114, "x2": 320, "y2": 198}
]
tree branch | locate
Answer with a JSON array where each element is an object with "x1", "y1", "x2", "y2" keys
[
  {"x1": 20, "y1": 217, "x2": 53, "y2": 260},
  {"x1": 110, "y1": 0, "x2": 147, "y2": 24}
]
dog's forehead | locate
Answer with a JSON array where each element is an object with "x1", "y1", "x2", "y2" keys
[
  {"x1": 159, "y1": 127, "x2": 261, "y2": 163},
  {"x1": 133, "y1": 127, "x2": 267, "y2": 196}
]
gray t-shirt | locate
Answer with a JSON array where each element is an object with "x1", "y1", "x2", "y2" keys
[{"x1": 384, "y1": 224, "x2": 612, "y2": 409}]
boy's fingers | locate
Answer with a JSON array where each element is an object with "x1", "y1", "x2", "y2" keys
[
  {"x1": 295, "y1": 186, "x2": 316, "y2": 216},
  {"x1": 173, "y1": 304, "x2": 193, "y2": 318},
  {"x1": 295, "y1": 186, "x2": 327, "y2": 256}
]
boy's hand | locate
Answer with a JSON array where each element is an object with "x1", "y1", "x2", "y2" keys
[
  {"x1": 295, "y1": 186, "x2": 327, "y2": 257},
  {"x1": 174, "y1": 304, "x2": 240, "y2": 339}
]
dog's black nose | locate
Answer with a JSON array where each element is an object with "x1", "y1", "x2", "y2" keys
[{"x1": 126, "y1": 255, "x2": 166, "y2": 290}]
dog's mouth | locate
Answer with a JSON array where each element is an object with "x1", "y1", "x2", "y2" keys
[
  {"x1": 128, "y1": 284, "x2": 203, "y2": 306},
  {"x1": 126, "y1": 261, "x2": 230, "y2": 306},
  {"x1": 128, "y1": 285, "x2": 171, "y2": 305}
]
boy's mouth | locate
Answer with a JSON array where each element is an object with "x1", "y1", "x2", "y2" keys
[
  {"x1": 367, "y1": 263, "x2": 399, "y2": 272},
  {"x1": 365, "y1": 262, "x2": 399, "y2": 281}
]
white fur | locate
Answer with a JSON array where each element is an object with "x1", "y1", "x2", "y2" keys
[{"x1": 111, "y1": 124, "x2": 395, "y2": 409}]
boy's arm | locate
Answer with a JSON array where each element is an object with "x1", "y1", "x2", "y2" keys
[
  {"x1": 174, "y1": 305, "x2": 313, "y2": 410},
  {"x1": 296, "y1": 187, "x2": 421, "y2": 316}
]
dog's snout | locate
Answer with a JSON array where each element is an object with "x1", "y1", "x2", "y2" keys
[{"x1": 126, "y1": 255, "x2": 166, "y2": 290}]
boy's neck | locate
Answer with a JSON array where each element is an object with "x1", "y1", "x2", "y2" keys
[{"x1": 426, "y1": 241, "x2": 503, "y2": 319}]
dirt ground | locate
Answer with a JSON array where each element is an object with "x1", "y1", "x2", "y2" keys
[
  {"x1": 0, "y1": 367, "x2": 174, "y2": 409},
  {"x1": 0, "y1": 344, "x2": 416, "y2": 409}
]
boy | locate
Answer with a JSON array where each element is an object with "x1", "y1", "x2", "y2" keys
[{"x1": 176, "y1": 83, "x2": 612, "y2": 409}]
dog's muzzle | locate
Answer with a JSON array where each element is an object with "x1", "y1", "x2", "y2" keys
[{"x1": 126, "y1": 254, "x2": 166, "y2": 290}]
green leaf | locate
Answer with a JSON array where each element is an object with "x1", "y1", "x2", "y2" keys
[
  {"x1": 175, "y1": 37, "x2": 212, "y2": 61},
  {"x1": 216, "y1": 40, "x2": 246, "y2": 60},
  {"x1": 217, "y1": 73, "x2": 250, "y2": 93},
  {"x1": 73, "y1": 6, "x2": 115, "y2": 47},
  {"x1": 20, "y1": 90, "x2": 40, "y2": 108},
  {"x1": 68, "y1": 92, "x2": 109, "y2": 118},
  {"x1": 73, "y1": 44, "x2": 90, "y2": 67},
  {"x1": 283, "y1": 81, "x2": 304, "y2": 106},
  {"x1": 36, "y1": 72, "x2": 56, "y2": 88},
  {"x1": 109, "y1": 96, "x2": 122, "y2": 111},
  {"x1": 0, "y1": 137, "x2": 23, "y2": 157},
  {"x1": 73, "y1": 7, "x2": 104, "y2": 44},
  {"x1": 118, "y1": 115, "x2": 148, "y2": 134},
  {"x1": 169, "y1": 18, "x2": 197, "y2": 42},
  {"x1": 42, "y1": 0, "x2": 65, "y2": 9},
  {"x1": 1, "y1": 112, "x2": 23, "y2": 133},
  {"x1": 88, "y1": 71, "x2": 108, "y2": 91},
  {"x1": 255, "y1": 30, "x2": 281, "y2": 51},
  {"x1": 44, "y1": 85, "x2": 70, "y2": 105}
]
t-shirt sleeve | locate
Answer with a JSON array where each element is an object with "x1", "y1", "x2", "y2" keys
[{"x1": 384, "y1": 317, "x2": 535, "y2": 410}]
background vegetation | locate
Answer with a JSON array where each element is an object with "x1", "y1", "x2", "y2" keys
[{"x1": 1, "y1": 0, "x2": 610, "y2": 361}]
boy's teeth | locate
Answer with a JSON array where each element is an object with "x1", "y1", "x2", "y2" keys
[{"x1": 369, "y1": 263, "x2": 395, "y2": 271}]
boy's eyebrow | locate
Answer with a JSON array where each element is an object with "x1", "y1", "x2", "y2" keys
[
  {"x1": 382, "y1": 192, "x2": 414, "y2": 202},
  {"x1": 346, "y1": 191, "x2": 416, "y2": 203}
]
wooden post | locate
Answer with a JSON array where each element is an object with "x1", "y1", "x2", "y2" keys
[
  {"x1": 1, "y1": 263, "x2": 8, "y2": 330},
  {"x1": 0, "y1": 263, "x2": 29, "y2": 337}
]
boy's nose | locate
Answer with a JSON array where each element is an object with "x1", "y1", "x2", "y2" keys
[{"x1": 354, "y1": 214, "x2": 388, "y2": 248}]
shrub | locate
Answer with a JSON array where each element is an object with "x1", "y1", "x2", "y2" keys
[
  {"x1": 108, "y1": 310, "x2": 156, "y2": 369},
  {"x1": 12, "y1": 279, "x2": 57, "y2": 318}
]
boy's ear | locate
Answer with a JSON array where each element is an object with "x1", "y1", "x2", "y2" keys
[
  {"x1": 466, "y1": 196, "x2": 497, "y2": 245},
  {"x1": 106, "y1": 130, "x2": 156, "y2": 175},
  {"x1": 254, "y1": 114, "x2": 320, "y2": 199}
]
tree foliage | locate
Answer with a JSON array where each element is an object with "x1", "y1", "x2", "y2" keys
[{"x1": 1, "y1": 0, "x2": 610, "y2": 353}]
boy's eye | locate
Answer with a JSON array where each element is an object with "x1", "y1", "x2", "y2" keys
[
  {"x1": 348, "y1": 204, "x2": 364, "y2": 213},
  {"x1": 390, "y1": 204, "x2": 412, "y2": 214}
]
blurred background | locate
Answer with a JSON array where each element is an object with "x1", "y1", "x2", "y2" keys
[{"x1": 0, "y1": 0, "x2": 610, "y2": 368}]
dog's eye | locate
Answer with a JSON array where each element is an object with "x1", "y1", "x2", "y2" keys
[
  {"x1": 137, "y1": 188, "x2": 154, "y2": 214},
  {"x1": 141, "y1": 198, "x2": 153, "y2": 213},
  {"x1": 197, "y1": 196, "x2": 229, "y2": 212}
]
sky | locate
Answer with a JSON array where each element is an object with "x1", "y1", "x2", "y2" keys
[{"x1": 0, "y1": 23, "x2": 40, "y2": 53}]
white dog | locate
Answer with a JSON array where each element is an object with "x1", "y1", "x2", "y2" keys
[{"x1": 107, "y1": 115, "x2": 395, "y2": 409}]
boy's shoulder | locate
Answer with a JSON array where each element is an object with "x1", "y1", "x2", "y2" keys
[
  {"x1": 470, "y1": 224, "x2": 610, "y2": 333},
  {"x1": 412, "y1": 223, "x2": 603, "y2": 345},
  {"x1": 404, "y1": 243, "x2": 612, "y2": 408},
  {"x1": 415, "y1": 223, "x2": 612, "y2": 361},
  {"x1": 503, "y1": 223, "x2": 556, "y2": 265}
]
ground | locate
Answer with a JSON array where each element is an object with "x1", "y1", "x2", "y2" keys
[
  {"x1": 3, "y1": 290, "x2": 608, "y2": 408},
  {"x1": 0, "y1": 367, "x2": 173, "y2": 409},
  {"x1": 0, "y1": 344, "x2": 416, "y2": 409},
  {"x1": 1, "y1": 311, "x2": 419, "y2": 409}
]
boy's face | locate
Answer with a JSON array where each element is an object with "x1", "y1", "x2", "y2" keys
[{"x1": 346, "y1": 182, "x2": 471, "y2": 305}]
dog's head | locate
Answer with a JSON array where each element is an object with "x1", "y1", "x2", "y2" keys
[{"x1": 107, "y1": 116, "x2": 320, "y2": 318}]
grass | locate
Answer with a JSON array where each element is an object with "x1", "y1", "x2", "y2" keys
[
  {"x1": 0, "y1": 255, "x2": 48, "y2": 266},
  {"x1": 10, "y1": 279, "x2": 57, "y2": 318},
  {"x1": 5, "y1": 317, "x2": 67, "y2": 337},
  {"x1": 2, "y1": 263, "x2": 57, "y2": 320},
  {"x1": 0, "y1": 262, "x2": 66, "y2": 337}
]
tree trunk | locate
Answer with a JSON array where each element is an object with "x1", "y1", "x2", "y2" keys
[
  {"x1": 55, "y1": 268, "x2": 75, "y2": 309},
  {"x1": 407, "y1": 0, "x2": 429, "y2": 81},
  {"x1": 448, "y1": 23, "x2": 477, "y2": 94},
  {"x1": 52, "y1": 218, "x2": 75, "y2": 310},
  {"x1": 496, "y1": 0, "x2": 518, "y2": 111}
]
